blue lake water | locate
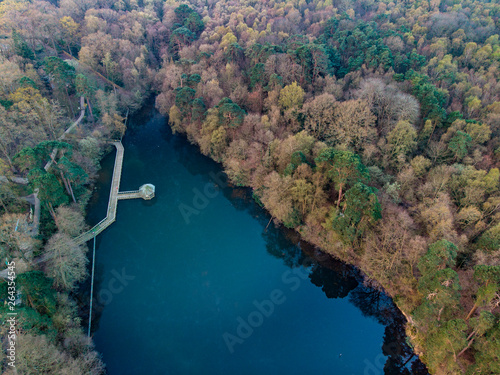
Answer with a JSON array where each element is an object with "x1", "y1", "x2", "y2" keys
[{"x1": 84, "y1": 108, "x2": 429, "y2": 375}]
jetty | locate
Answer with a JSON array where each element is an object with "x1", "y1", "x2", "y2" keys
[{"x1": 74, "y1": 142, "x2": 154, "y2": 245}]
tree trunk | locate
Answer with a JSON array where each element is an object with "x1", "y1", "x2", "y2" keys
[
  {"x1": 66, "y1": 41, "x2": 72, "y2": 56},
  {"x1": 437, "y1": 306, "x2": 444, "y2": 322},
  {"x1": 457, "y1": 335, "x2": 475, "y2": 358},
  {"x1": 67, "y1": 180, "x2": 76, "y2": 203},
  {"x1": 26, "y1": 293, "x2": 36, "y2": 310},
  {"x1": 426, "y1": 120, "x2": 437, "y2": 145},
  {"x1": 87, "y1": 97, "x2": 95, "y2": 122},
  {"x1": 336, "y1": 184, "x2": 343, "y2": 208},
  {"x1": 465, "y1": 303, "x2": 478, "y2": 321},
  {"x1": 60, "y1": 172, "x2": 75, "y2": 202},
  {"x1": 47, "y1": 202, "x2": 58, "y2": 225},
  {"x1": 402, "y1": 353, "x2": 415, "y2": 367},
  {"x1": 65, "y1": 86, "x2": 75, "y2": 118},
  {"x1": 50, "y1": 149, "x2": 58, "y2": 164},
  {"x1": 446, "y1": 338, "x2": 457, "y2": 362},
  {"x1": 466, "y1": 280, "x2": 489, "y2": 320}
]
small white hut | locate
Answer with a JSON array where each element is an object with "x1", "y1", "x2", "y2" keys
[{"x1": 139, "y1": 184, "x2": 155, "y2": 200}]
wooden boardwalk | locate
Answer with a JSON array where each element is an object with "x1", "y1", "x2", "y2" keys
[
  {"x1": 75, "y1": 142, "x2": 125, "y2": 245},
  {"x1": 74, "y1": 141, "x2": 154, "y2": 245},
  {"x1": 117, "y1": 190, "x2": 141, "y2": 200}
]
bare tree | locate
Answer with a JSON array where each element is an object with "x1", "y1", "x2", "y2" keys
[
  {"x1": 358, "y1": 78, "x2": 420, "y2": 134},
  {"x1": 43, "y1": 233, "x2": 88, "y2": 290}
]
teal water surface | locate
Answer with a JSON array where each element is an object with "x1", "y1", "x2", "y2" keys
[{"x1": 84, "y1": 108, "x2": 428, "y2": 375}]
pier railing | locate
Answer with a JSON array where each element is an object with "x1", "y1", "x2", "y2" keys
[{"x1": 74, "y1": 142, "x2": 152, "y2": 245}]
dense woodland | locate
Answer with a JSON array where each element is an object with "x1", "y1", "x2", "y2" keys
[{"x1": 0, "y1": 0, "x2": 500, "y2": 373}]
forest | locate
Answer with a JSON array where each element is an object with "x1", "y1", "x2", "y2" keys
[{"x1": 0, "y1": 0, "x2": 499, "y2": 374}]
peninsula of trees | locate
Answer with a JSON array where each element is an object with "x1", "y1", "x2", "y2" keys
[{"x1": 0, "y1": 0, "x2": 500, "y2": 374}]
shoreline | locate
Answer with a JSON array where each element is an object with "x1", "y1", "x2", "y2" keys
[
  {"x1": 80, "y1": 106, "x2": 427, "y2": 372},
  {"x1": 153, "y1": 106, "x2": 430, "y2": 369}
]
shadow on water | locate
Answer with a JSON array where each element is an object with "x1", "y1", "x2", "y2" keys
[
  {"x1": 217, "y1": 186, "x2": 429, "y2": 374},
  {"x1": 77, "y1": 105, "x2": 429, "y2": 375},
  {"x1": 203, "y1": 168, "x2": 428, "y2": 374}
]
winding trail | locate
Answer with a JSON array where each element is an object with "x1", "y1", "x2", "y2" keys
[
  {"x1": 1, "y1": 140, "x2": 152, "y2": 281},
  {"x1": 20, "y1": 189, "x2": 40, "y2": 236},
  {"x1": 44, "y1": 96, "x2": 86, "y2": 171},
  {"x1": 0, "y1": 97, "x2": 85, "y2": 182}
]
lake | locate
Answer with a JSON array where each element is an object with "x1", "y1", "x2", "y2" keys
[{"x1": 83, "y1": 107, "x2": 429, "y2": 375}]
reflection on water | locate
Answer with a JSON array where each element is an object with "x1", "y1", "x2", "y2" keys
[{"x1": 78, "y1": 106, "x2": 428, "y2": 375}]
